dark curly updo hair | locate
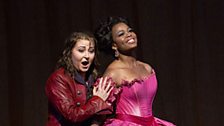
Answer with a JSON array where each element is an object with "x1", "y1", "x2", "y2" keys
[{"x1": 94, "y1": 17, "x2": 130, "y2": 55}]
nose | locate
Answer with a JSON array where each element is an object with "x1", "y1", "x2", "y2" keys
[
  {"x1": 84, "y1": 51, "x2": 89, "y2": 58},
  {"x1": 126, "y1": 31, "x2": 132, "y2": 37}
]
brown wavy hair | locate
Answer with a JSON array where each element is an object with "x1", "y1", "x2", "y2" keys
[{"x1": 56, "y1": 32, "x2": 99, "y2": 79}]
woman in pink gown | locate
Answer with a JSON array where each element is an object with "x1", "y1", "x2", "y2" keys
[{"x1": 94, "y1": 17, "x2": 175, "y2": 126}]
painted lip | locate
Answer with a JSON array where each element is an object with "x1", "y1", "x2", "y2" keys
[
  {"x1": 81, "y1": 66, "x2": 89, "y2": 70},
  {"x1": 80, "y1": 64, "x2": 89, "y2": 71},
  {"x1": 127, "y1": 38, "x2": 135, "y2": 44}
]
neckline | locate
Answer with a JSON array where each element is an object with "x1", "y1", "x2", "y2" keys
[{"x1": 119, "y1": 70, "x2": 155, "y2": 87}]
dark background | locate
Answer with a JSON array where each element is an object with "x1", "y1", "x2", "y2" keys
[{"x1": 1, "y1": 0, "x2": 223, "y2": 126}]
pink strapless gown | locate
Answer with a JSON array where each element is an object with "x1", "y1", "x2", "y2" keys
[{"x1": 104, "y1": 71, "x2": 175, "y2": 126}]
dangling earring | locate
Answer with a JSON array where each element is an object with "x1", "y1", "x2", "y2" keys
[{"x1": 115, "y1": 49, "x2": 119, "y2": 58}]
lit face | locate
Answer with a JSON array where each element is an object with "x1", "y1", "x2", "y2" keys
[
  {"x1": 71, "y1": 39, "x2": 95, "y2": 74},
  {"x1": 111, "y1": 22, "x2": 137, "y2": 52}
]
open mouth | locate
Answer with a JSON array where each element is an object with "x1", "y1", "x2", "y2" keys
[
  {"x1": 81, "y1": 61, "x2": 89, "y2": 66},
  {"x1": 127, "y1": 38, "x2": 135, "y2": 44}
]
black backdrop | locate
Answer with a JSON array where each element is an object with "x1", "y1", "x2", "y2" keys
[{"x1": 1, "y1": 0, "x2": 224, "y2": 126}]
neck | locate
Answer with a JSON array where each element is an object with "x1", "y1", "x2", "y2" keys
[{"x1": 118, "y1": 53, "x2": 137, "y2": 66}]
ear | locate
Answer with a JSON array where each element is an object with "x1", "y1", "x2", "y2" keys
[{"x1": 112, "y1": 43, "x2": 117, "y2": 50}]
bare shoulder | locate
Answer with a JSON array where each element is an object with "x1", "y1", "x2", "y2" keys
[
  {"x1": 103, "y1": 61, "x2": 124, "y2": 84},
  {"x1": 137, "y1": 61, "x2": 153, "y2": 73},
  {"x1": 103, "y1": 61, "x2": 121, "y2": 77}
]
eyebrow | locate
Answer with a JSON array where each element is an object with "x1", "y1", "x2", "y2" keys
[
  {"x1": 117, "y1": 27, "x2": 130, "y2": 33},
  {"x1": 77, "y1": 45, "x2": 86, "y2": 48},
  {"x1": 77, "y1": 45, "x2": 95, "y2": 48}
]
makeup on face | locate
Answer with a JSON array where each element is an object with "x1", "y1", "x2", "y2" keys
[
  {"x1": 71, "y1": 39, "x2": 95, "y2": 74},
  {"x1": 112, "y1": 23, "x2": 137, "y2": 51}
]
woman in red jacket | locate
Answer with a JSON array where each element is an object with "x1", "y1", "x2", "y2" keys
[{"x1": 45, "y1": 32, "x2": 113, "y2": 126}]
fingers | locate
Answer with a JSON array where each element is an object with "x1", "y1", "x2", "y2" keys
[
  {"x1": 104, "y1": 78, "x2": 114, "y2": 99},
  {"x1": 105, "y1": 79, "x2": 112, "y2": 92},
  {"x1": 102, "y1": 76, "x2": 108, "y2": 89},
  {"x1": 94, "y1": 76, "x2": 114, "y2": 101},
  {"x1": 98, "y1": 76, "x2": 109, "y2": 90},
  {"x1": 93, "y1": 86, "x2": 97, "y2": 94},
  {"x1": 107, "y1": 86, "x2": 113, "y2": 96},
  {"x1": 98, "y1": 77, "x2": 103, "y2": 89}
]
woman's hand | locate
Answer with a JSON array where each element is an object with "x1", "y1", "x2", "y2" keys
[{"x1": 93, "y1": 77, "x2": 113, "y2": 101}]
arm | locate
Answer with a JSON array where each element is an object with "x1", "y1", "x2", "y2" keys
[{"x1": 45, "y1": 73, "x2": 111, "y2": 123}]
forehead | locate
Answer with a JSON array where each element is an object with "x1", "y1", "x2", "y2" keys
[
  {"x1": 112, "y1": 22, "x2": 129, "y2": 32},
  {"x1": 75, "y1": 39, "x2": 95, "y2": 47}
]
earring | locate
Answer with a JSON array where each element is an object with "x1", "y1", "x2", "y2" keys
[{"x1": 115, "y1": 49, "x2": 119, "y2": 57}]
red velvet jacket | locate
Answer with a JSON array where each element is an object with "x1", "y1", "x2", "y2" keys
[{"x1": 45, "y1": 68, "x2": 111, "y2": 126}]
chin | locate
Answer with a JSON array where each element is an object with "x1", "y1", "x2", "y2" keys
[
  {"x1": 80, "y1": 68, "x2": 89, "y2": 73},
  {"x1": 129, "y1": 46, "x2": 137, "y2": 50}
]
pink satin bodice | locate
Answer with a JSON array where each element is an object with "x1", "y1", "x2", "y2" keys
[
  {"x1": 104, "y1": 70, "x2": 175, "y2": 126},
  {"x1": 116, "y1": 72, "x2": 157, "y2": 117}
]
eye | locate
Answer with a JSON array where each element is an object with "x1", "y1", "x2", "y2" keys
[
  {"x1": 78, "y1": 48, "x2": 85, "y2": 52},
  {"x1": 117, "y1": 31, "x2": 125, "y2": 37},
  {"x1": 128, "y1": 28, "x2": 134, "y2": 32},
  {"x1": 89, "y1": 48, "x2": 95, "y2": 53}
]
